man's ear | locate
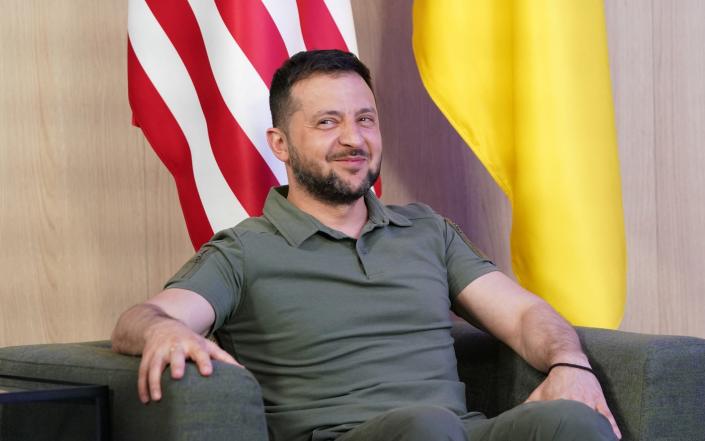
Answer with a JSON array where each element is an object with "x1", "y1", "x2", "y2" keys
[{"x1": 266, "y1": 127, "x2": 289, "y2": 163}]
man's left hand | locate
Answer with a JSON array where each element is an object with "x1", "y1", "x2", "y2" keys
[{"x1": 525, "y1": 365, "x2": 622, "y2": 439}]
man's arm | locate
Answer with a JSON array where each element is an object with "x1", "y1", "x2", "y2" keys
[
  {"x1": 111, "y1": 288, "x2": 240, "y2": 404},
  {"x1": 454, "y1": 271, "x2": 621, "y2": 439}
]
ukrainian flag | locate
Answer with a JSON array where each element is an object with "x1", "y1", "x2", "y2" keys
[{"x1": 413, "y1": 0, "x2": 626, "y2": 328}]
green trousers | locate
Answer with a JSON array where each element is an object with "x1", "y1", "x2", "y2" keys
[{"x1": 311, "y1": 400, "x2": 616, "y2": 441}]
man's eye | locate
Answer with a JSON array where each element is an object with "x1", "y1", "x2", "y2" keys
[
  {"x1": 318, "y1": 119, "x2": 335, "y2": 126},
  {"x1": 359, "y1": 116, "x2": 375, "y2": 124}
]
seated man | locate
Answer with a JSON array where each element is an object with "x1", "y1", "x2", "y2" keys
[{"x1": 111, "y1": 50, "x2": 620, "y2": 441}]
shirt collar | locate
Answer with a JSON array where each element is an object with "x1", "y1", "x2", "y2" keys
[{"x1": 262, "y1": 186, "x2": 411, "y2": 247}]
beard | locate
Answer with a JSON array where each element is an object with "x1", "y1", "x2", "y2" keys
[{"x1": 288, "y1": 143, "x2": 380, "y2": 205}]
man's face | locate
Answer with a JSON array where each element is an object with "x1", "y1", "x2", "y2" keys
[{"x1": 282, "y1": 72, "x2": 382, "y2": 205}]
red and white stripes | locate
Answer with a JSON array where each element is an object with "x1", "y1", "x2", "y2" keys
[{"x1": 128, "y1": 0, "x2": 359, "y2": 249}]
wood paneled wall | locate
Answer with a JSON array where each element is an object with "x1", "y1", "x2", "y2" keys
[
  {"x1": 1, "y1": 0, "x2": 703, "y2": 347},
  {"x1": 606, "y1": 0, "x2": 705, "y2": 336},
  {"x1": 0, "y1": 0, "x2": 193, "y2": 346}
]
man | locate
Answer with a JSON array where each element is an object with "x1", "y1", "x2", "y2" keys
[{"x1": 112, "y1": 50, "x2": 620, "y2": 441}]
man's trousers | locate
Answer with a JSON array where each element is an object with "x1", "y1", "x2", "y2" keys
[{"x1": 310, "y1": 400, "x2": 617, "y2": 441}]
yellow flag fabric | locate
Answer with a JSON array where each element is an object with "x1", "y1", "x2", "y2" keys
[{"x1": 413, "y1": 0, "x2": 626, "y2": 328}]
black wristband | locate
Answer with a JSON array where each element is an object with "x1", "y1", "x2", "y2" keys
[{"x1": 548, "y1": 362, "x2": 596, "y2": 376}]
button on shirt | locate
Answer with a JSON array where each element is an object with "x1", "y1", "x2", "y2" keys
[{"x1": 166, "y1": 186, "x2": 497, "y2": 441}]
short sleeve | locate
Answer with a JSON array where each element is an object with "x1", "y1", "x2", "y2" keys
[
  {"x1": 444, "y1": 218, "x2": 498, "y2": 298},
  {"x1": 165, "y1": 229, "x2": 245, "y2": 332}
]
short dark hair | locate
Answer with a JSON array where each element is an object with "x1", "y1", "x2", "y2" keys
[{"x1": 269, "y1": 49, "x2": 373, "y2": 129}]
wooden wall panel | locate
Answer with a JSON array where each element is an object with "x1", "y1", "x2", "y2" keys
[
  {"x1": 0, "y1": 0, "x2": 191, "y2": 346},
  {"x1": 604, "y1": 1, "x2": 660, "y2": 334},
  {"x1": 605, "y1": 0, "x2": 705, "y2": 337},
  {"x1": 652, "y1": 0, "x2": 705, "y2": 335},
  {"x1": 142, "y1": 138, "x2": 194, "y2": 301}
]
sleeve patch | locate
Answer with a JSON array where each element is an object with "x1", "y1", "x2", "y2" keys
[{"x1": 443, "y1": 217, "x2": 492, "y2": 261}]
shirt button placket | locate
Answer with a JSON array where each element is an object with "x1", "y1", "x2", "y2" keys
[{"x1": 356, "y1": 240, "x2": 370, "y2": 277}]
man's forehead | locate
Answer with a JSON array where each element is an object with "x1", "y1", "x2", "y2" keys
[{"x1": 290, "y1": 72, "x2": 376, "y2": 112}]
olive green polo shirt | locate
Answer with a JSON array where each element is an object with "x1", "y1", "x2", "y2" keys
[{"x1": 166, "y1": 186, "x2": 497, "y2": 441}]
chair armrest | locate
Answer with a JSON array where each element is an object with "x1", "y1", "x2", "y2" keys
[
  {"x1": 576, "y1": 327, "x2": 705, "y2": 441},
  {"x1": 452, "y1": 321, "x2": 705, "y2": 441},
  {"x1": 0, "y1": 341, "x2": 267, "y2": 441}
]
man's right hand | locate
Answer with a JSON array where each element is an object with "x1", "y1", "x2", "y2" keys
[
  {"x1": 138, "y1": 318, "x2": 241, "y2": 403},
  {"x1": 110, "y1": 288, "x2": 242, "y2": 404}
]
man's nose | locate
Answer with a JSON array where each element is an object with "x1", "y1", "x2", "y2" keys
[{"x1": 338, "y1": 121, "x2": 365, "y2": 148}]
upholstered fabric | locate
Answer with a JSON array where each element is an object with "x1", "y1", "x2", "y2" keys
[
  {"x1": 1, "y1": 323, "x2": 704, "y2": 441},
  {"x1": 0, "y1": 341, "x2": 267, "y2": 441},
  {"x1": 452, "y1": 323, "x2": 705, "y2": 441}
]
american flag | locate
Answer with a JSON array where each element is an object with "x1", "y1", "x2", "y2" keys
[{"x1": 128, "y1": 0, "x2": 371, "y2": 249}]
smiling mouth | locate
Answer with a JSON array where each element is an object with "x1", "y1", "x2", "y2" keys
[
  {"x1": 335, "y1": 156, "x2": 366, "y2": 162},
  {"x1": 328, "y1": 149, "x2": 369, "y2": 161}
]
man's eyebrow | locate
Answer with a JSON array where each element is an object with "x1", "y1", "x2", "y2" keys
[
  {"x1": 311, "y1": 110, "x2": 344, "y2": 119},
  {"x1": 310, "y1": 108, "x2": 378, "y2": 119},
  {"x1": 356, "y1": 107, "x2": 378, "y2": 115}
]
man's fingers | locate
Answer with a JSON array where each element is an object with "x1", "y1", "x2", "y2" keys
[
  {"x1": 190, "y1": 345, "x2": 214, "y2": 376},
  {"x1": 137, "y1": 338, "x2": 240, "y2": 406},
  {"x1": 523, "y1": 384, "x2": 543, "y2": 403},
  {"x1": 169, "y1": 345, "x2": 186, "y2": 379},
  {"x1": 211, "y1": 349, "x2": 243, "y2": 367},
  {"x1": 137, "y1": 356, "x2": 151, "y2": 403},
  {"x1": 147, "y1": 348, "x2": 169, "y2": 401},
  {"x1": 596, "y1": 401, "x2": 622, "y2": 439},
  {"x1": 206, "y1": 340, "x2": 242, "y2": 367}
]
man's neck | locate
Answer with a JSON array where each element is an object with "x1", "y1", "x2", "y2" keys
[{"x1": 286, "y1": 186, "x2": 368, "y2": 239}]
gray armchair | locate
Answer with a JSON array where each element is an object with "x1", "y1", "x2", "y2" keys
[{"x1": 1, "y1": 323, "x2": 704, "y2": 440}]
